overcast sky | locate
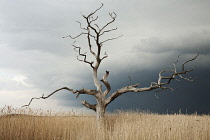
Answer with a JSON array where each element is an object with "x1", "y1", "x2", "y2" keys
[{"x1": 0, "y1": 0, "x2": 210, "y2": 114}]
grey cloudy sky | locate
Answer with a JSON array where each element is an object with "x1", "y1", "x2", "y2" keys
[{"x1": 0, "y1": 0, "x2": 210, "y2": 114}]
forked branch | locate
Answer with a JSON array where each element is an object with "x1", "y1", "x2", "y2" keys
[
  {"x1": 63, "y1": 3, "x2": 121, "y2": 68},
  {"x1": 105, "y1": 53, "x2": 200, "y2": 106},
  {"x1": 100, "y1": 12, "x2": 117, "y2": 33},
  {"x1": 23, "y1": 87, "x2": 98, "y2": 108}
]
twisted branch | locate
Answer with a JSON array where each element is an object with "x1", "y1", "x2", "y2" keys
[
  {"x1": 76, "y1": 21, "x2": 87, "y2": 30},
  {"x1": 73, "y1": 42, "x2": 94, "y2": 68},
  {"x1": 182, "y1": 53, "x2": 200, "y2": 72},
  {"x1": 105, "y1": 53, "x2": 200, "y2": 106},
  {"x1": 23, "y1": 87, "x2": 98, "y2": 110},
  {"x1": 101, "y1": 71, "x2": 111, "y2": 96},
  {"x1": 22, "y1": 87, "x2": 75, "y2": 107}
]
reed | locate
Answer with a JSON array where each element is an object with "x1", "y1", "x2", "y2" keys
[{"x1": 0, "y1": 106, "x2": 209, "y2": 140}]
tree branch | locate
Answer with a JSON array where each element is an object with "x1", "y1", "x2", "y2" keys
[
  {"x1": 23, "y1": 87, "x2": 97, "y2": 107},
  {"x1": 182, "y1": 52, "x2": 200, "y2": 72},
  {"x1": 22, "y1": 87, "x2": 75, "y2": 107},
  {"x1": 76, "y1": 21, "x2": 87, "y2": 30},
  {"x1": 63, "y1": 32, "x2": 96, "y2": 39},
  {"x1": 155, "y1": 87, "x2": 174, "y2": 93},
  {"x1": 101, "y1": 52, "x2": 108, "y2": 61},
  {"x1": 86, "y1": 3, "x2": 103, "y2": 18},
  {"x1": 89, "y1": 16, "x2": 98, "y2": 24},
  {"x1": 105, "y1": 53, "x2": 200, "y2": 106},
  {"x1": 173, "y1": 55, "x2": 180, "y2": 72},
  {"x1": 99, "y1": 12, "x2": 117, "y2": 33},
  {"x1": 94, "y1": 24, "x2": 101, "y2": 31},
  {"x1": 100, "y1": 27, "x2": 118, "y2": 36},
  {"x1": 100, "y1": 35, "x2": 123, "y2": 45},
  {"x1": 75, "y1": 88, "x2": 98, "y2": 98},
  {"x1": 73, "y1": 42, "x2": 94, "y2": 68},
  {"x1": 81, "y1": 100, "x2": 96, "y2": 111},
  {"x1": 101, "y1": 71, "x2": 111, "y2": 96},
  {"x1": 87, "y1": 28, "x2": 97, "y2": 58}
]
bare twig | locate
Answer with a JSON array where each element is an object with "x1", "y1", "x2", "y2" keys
[
  {"x1": 63, "y1": 33, "x2": 94, "y2": 40},
  {"x1": 101, "y1": 52, "x2": 108, "y2": 61},
  {"x1": 100, "y1": 27, "x2": 118, "y2": 36},
  {"x1": 182, "y1": 52, "x2": 200, "y2": 72},
  {"x1": 94, "y1": 24, "x2": 100, "y2": 31},
  {"x1": 173, "y1": 55, "x2": 180, "y2": 72},
  {"x1": 100, "y1": 35, "x2": 123, "y2": 45},
  {"x1": 128, "y1": 76, "x2": 132, "y2": 86},
  {"x1": 89, "y1": 16, "x2": 98, "y2": 24},
  {"x1": 76, "y1": 21, "x2": 87, "y2": 30},
  {"x1": 100, "y1": 12, "x2": 117, "y2": 33},
  {"x1": 155, "y1": 87, "x2": 174, "y2": 93},
  {"x1": 87, "y1": 3, "x2": 103, "y2": 18}
]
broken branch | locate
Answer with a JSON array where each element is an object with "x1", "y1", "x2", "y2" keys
[{"x1": 101, "y1": 71, "x2": 111, "y2": 96}]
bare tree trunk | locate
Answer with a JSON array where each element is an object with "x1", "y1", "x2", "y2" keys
[{"x1": 96, "y1": 97, "x2": 106, "y2": 121}]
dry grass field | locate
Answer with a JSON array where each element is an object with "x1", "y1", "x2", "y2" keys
[{"x1": 0, "y1": 106, "x2": 209, "y2": 140}]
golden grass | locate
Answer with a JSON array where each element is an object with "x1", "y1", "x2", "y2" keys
[{"x1": 0, "y1": 106, "x2": 209, "y2": 140}]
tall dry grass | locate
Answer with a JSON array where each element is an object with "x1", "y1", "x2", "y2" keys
[{"x1": 0, "y1": 106, "x2": 209, "y2": 140}]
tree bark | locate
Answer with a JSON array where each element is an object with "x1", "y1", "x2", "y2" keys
[{"x1": 96, "y1": 96, "x2": 106, "y2": 121}]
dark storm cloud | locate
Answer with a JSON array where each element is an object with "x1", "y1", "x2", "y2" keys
[
  {"x1": 134, "y1": 31, "x2": 210, "y2": 55},
  {"x1": 106, "y1": 67, "x2": 210, "y2": 114}
]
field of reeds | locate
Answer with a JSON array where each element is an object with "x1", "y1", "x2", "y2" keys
[{"x1": 0, "y1": 106, "x2": 209, "y2": 140}]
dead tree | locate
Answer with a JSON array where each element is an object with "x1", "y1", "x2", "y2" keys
[{"x1": 23, "y1": 4, "x2": 200, "y2": 120}]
